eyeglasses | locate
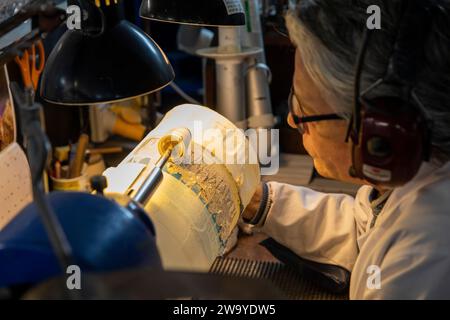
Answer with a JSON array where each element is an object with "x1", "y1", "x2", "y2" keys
[{"x1": 288, "y1": 86, "x2": 345, "y2": 134}]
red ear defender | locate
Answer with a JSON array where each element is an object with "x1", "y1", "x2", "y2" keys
[
  {"x1": 352, "y1": 96, "x2": 429, "y2": 187},
  {"x1": 349, "y1": 0, "x2": 433, "y2": 188}
]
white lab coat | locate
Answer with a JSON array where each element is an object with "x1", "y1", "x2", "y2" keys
[{"x1": 260, "y1": 161, "x2": 450, "y2": 299}]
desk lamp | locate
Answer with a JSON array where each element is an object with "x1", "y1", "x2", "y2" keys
[{"x1": 40, "y1": 0, "x2": 175, "y2": 105}]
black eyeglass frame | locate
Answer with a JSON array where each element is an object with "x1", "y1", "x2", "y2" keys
[{"x1": 288, "y1": 86, "x2": 345, "y2": 134}]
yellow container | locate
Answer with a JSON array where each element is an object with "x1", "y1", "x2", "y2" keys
[{"x1": 51, "y1": 164, "x2": 90, "y2": 192}]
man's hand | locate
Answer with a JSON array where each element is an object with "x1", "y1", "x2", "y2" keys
[{"x1": 242, "y1": 183, "x2": 264, "y2": 222}]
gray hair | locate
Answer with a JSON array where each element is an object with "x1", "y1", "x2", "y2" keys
[{"x1": 286, "y1": 0, "x2": 450, "y2": 158}]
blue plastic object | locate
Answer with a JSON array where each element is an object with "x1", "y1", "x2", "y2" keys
[{"x1": 0, "y1": 192, "x2": 162, "y2": 287}]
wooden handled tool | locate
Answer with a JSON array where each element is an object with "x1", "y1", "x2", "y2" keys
[{"x1": 69, "y1": 133, "x2": 89, "y2": 179}]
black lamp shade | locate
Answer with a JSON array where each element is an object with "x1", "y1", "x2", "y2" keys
[
  {"x1": 41, "y1": 20, "x2": 175, "y2": 105},
  {"x1": 140, "y1": 0, "x2": 246, "y2": 27}
]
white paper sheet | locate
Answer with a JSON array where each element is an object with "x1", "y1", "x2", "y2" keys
[{"x1": 0, "y1": 143, "x2": 33, "y2": 230}]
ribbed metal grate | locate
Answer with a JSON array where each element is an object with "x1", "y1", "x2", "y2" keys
[{"x1": 210, "y1": 257, "x2": 349, "y2": 300}]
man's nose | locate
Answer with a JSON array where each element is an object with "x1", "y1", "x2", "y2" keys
[{"x1": 287, "y1": 113, "x2": 297, "y2": 130}]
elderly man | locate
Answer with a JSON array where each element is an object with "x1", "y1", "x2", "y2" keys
[{"x1": 243, "y1": 0, "x2": 450, "y2": 299}]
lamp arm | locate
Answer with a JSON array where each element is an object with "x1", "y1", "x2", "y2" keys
[
  {"x1": 69, "y1": 0, "x2": 106, "y2": 37},
  {"x1": 10, "y1": 82, "x2": 75, "y2": 273}
]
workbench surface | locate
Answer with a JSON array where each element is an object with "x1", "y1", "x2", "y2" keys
[{"x1": 216, "y1": 233, "x2": 349, "y2": 300}]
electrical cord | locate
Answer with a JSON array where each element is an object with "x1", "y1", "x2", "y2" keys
[
  {"x1": 169, "y1": 82, "x2": 202, "y2": 105},
  {"x1": 246, "y1": 62, "x2": 273, "y2": 84}
]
